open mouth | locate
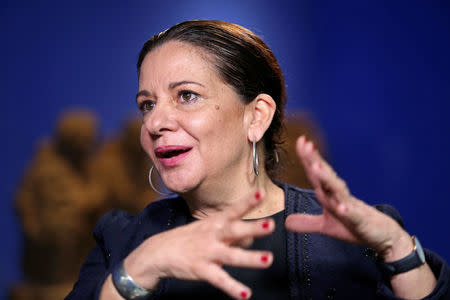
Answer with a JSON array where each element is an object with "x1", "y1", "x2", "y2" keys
[{"x1": 154, "y1": 146, "x2": 192, "y2": 159}]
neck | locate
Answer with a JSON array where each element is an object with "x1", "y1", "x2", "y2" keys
[{"x1": 182, "y1": 169, "x2": 284, "y2": 220}]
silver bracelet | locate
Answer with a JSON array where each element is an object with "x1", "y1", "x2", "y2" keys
[{"x1": 112, "y1": 260, "x2": 153, "y2": 299}]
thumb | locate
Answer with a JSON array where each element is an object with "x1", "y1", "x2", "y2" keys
[{"x1": 285, "y1": 214, "x2": 324, "y2": 234}]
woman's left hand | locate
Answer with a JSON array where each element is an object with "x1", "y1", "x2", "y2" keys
[
  {"x1": 285, "y1": 135, "x2": 411, "y2": 260},
  {"x1": 285, "y1": 136, "x2": 437, "y2": 299}
]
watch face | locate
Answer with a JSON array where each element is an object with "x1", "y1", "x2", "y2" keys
[{"x1": 414, "y1": 236, "x2": 426, "y2": 263}]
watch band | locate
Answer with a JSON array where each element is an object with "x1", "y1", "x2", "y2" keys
[
  {"x1": 378, "y1": 236, "x2": 426, "y2": 276},
  {"x1": 112, "y1": 260, "x2": 153, "y2": 300}
]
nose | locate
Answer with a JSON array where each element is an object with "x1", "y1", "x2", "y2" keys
[{"x1": 143, "y1": 100, "x2": 179, "y2": 138}]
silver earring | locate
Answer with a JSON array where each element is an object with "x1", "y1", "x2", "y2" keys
[
  {"x1": 253, "y1": 139, "x2": 259, "y2": 176},
  {"x1": 149, "y1": 165, "x2": 172, "y2": 196}
]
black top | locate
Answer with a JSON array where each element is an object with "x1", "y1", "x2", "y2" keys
[
  {"x1": 64, "y1": 182, "x2": 450, "y2": 300},
  {"x1": 162, "y1": 210, "x2": 289, "y2": 299}
]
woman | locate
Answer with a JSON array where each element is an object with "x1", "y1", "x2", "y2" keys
[{"x1": 66, "y1": 20, "x2": 449, "y2": 299}]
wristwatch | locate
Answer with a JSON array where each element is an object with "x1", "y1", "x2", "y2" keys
[{"x1": 378, "y1": 235, "x2": 426, "y2": 276}]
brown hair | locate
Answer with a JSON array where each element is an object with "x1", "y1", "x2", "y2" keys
[{"x1": 137, "y1": 20, "x2": 286, "y2": 177}]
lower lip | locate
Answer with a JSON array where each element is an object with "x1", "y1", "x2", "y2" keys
[{"x1": 157, "y1": 149, "x2": 192, "y2": 167}]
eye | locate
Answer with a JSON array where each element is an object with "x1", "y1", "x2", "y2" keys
[
  {"x1": 178, "y1": 90, "x2": 199, "y2": 103},
  {"x1": 138, "y1": 100, "x2": 155, "y2": 114}
]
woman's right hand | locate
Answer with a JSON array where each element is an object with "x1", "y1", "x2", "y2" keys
[{"x1": 121, "y1": 192, "x2": 274, "y2": 299}]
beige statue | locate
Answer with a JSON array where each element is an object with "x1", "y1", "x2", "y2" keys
[
  {"x1": 88, "y1": 117, "x2": 159, "y2": 216},
  {"x1": 274, "y1": 111, "x2": 328, "y2": 189},
  {"x1": 12, "y1": 110, "x2": 102, "y2": 300}
]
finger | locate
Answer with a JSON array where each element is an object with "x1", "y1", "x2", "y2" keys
[
  {"x1": 285, "y1": 212, "x2": 360, "y2": 244},
  {"x1": 295, "y1": 136, "x2": 323, "y2": 187},
  {"x1": 309, "y1": 159, "x2": 375, "y2": 230},
  {"x1": 296, "y1": 136, "x2": 350, "y2": 205},
  {"x1": 330, "y1": 196, "x2": 369, "y2": 229},
  {"x1": 224, "y1": 191, "x2": 262, "y2": 221},
  {"x1": 218, "y1": 247, "x2": 273, "y2": 269},
  {"x1": 296, "y1": 135, "x2": 328, "y2": 171},
  {"x1": 311, "y1": 160, "x2": 351, "y2": 205},
  {"x1": 296, "y1": 135, "x2": 319, "y2": 165},
  {"x1": 221, "y1": 218, "x2": 275, "y2": 242},
  {"x1": 285, "y1": 213, "x2": 324, "y2": 234},
  {"x1": 231, "y1": 237, "x2": 254, "y2": 249},
  {"x1": 201, "y1": 264, "x2": 252, "y2": 299},
  {"x1": 295, "y1": 135, "x2": 309, "y2": 164},
  {"x1": 296, "y1": 135, "x2": 339, "y2": 187}
]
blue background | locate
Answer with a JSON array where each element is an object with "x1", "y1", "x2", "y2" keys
[{"x1": 1, "y1": 1, "x2": 449, "y2": 298}]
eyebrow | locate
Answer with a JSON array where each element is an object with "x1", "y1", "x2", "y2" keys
[
  {"x1": 135, "y1": 90, "x2": 151, "y2": 102},
  {"x1": 169, "y1": 80, "x2": 205, "y2": 89},
  {"x1": 135, "y1": 81, "x2": 205, "y2": 102}
]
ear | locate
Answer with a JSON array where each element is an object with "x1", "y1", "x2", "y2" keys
[{"x1": 245, "y1": 93, "x2": 276, "y2": 142}]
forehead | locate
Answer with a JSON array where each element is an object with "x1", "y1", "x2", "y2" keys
[{"x1": 139, "y1": 41, "x2": 219, "y2": 86}]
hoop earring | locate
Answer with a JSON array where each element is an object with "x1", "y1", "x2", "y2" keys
[
  {"x1": 149, "y1": 165, "x2": 172, "y2": 196},
  {"x1": 253, "y1": 139, "x2": 259, "y2": 176}
]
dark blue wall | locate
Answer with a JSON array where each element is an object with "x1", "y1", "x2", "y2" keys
[{"x1": 1, "y1": 1, "x2": 449, "y2": 298}]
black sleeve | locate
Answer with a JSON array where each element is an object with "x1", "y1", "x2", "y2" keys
[
  {"x1": 375, "y1": 204, "x2": 450, "y2": 299},
  {"x1": 64, "y1": 210, "x2": 133, "y2": 299}
]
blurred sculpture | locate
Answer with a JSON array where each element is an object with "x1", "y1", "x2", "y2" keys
[
  {"x1": 11, "y1": 110, "x2": 102, "y2": 300},
  {"x1": 88, "y1": 117, "x2": 158, "y2": 216},
  {"x1": 274, "y1": 111, "x2": 328, "y2": 189}
]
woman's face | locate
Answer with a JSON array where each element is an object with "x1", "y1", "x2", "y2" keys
[{"x1": 138, "y1": 41, "x2": 252, "y2": 194}]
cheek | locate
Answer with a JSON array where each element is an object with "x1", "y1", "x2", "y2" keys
[
  {"x1": 139, "y1": 125, "x2": 153, "y2": 156},
  {"x1": 186, "y1": 111, "x2": 224, "y2": 144},
  {"x1": 191, "y1": 114, "x2": 244, "y2": 157}
]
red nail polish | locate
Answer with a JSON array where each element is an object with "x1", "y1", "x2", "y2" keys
[
  {"x1": 255, "y1": 191, "x2": 261, "y2": 200},
  {"x1": 262, "y1": 220, "x2": 269, "y2": 229},
  {"x1": 261, "y1": 255, "x2": 269, "y2": 263},
  {"x1": 240, "y1": 291, "x2": 248, "y2": 299}
]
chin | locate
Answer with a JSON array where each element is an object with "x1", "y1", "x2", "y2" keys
[
  {"x1": 162, "y1": 173, "x2": 201, "y2": 195},
  {"x1": 165, "y1": 182, "x2": 198, "y2": 195}
]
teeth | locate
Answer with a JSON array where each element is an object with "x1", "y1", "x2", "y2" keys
[{"x1": 161, "y1": 149, "x2": 189, "y2": 158}]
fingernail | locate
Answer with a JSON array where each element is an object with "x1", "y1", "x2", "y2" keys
[
  {"x1": 262, "y1": 220, "x2": 270, "y2": 229},
  {"x1": 318, "y1": 162, "x2": 322, "y2": 169},
  {"x1": 312, "y1": 142, "x2": 316, "y2": 151},
  {"x1": 240, "y1": 291, "x2": 248, "y2": 299},
  {"x1": 254, "y1": 191, "x2": 261, "y2": 201},
  {"x1": 261, "y1": 254, "x2": 269, "y2": 263}
]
